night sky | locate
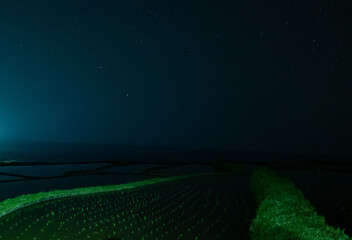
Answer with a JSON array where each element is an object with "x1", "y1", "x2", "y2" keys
[{"x1": 0, "y1": 1, "x2": 351, "y2": 156}]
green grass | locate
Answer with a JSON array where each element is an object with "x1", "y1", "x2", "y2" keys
[{"x1": 249, "y1": 168, "x2": 351, "y2": 240}]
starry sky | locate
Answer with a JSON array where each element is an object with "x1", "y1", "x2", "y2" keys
[{"x1": 0, "y1": 0, "x2": 351, "y2": 156}]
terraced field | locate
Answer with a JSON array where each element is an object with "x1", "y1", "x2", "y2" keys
[{"x1": 0, "y1": 174, "x2": 250, "y2": 240}]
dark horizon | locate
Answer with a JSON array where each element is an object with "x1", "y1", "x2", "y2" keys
[{"x1": 1, "y1": 140, "x2": 351, "y2": 165}]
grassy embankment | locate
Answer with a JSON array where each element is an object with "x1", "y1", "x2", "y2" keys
[{"x1": 250, "y1": 168, "x2": 351, "y2": 240}]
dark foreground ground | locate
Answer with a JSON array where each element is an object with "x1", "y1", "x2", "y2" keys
[{"x1": 0, "y1": 148, "x2": 351, "y2": 239}]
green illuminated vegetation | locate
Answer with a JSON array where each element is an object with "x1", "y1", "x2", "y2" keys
[
  {"x1": 1, "y1": 164, "x2": 350, "y2": 239},
  {"x1": 0, "y1": 174, "x2": 195, "y2": 219},
  {"x1": 249, "y1": 168, "x2": 351, "y2": 240},
  {"x1": 0, "y1": 173, "x2": 248, "y2": 239}
]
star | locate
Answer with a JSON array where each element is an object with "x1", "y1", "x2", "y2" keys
[{"x1": 98, "y1": 63, "x2": 107, "y2": 70}]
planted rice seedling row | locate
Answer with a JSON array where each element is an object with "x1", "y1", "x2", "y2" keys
[{"x1": 0, "y1": 175, "x2": 249, "y2": 239}]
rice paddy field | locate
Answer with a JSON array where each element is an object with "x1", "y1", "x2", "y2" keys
[
  {"x1": 0, "y1": 158, "x2": 351, "y2": 240},
  {"x1": 0, "y1": 174, "x2": 250, "y2": 240}
]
